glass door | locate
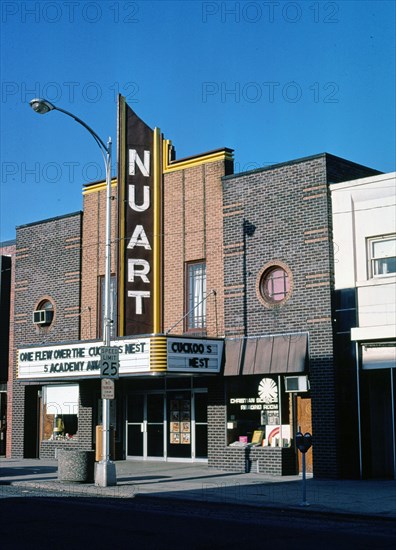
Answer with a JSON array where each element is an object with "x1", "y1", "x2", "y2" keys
[
  {"x1": 147, "y1": 393, "x2": 164, "y2": 458},
  {"x1": 127, "y1": 393, "x2": 165, "y2": 459},
  {"x1": 127, "y1": 394, "x2": 144, "y2": 457},
  {"x1": 193, "y1": 391, "x2": 208, "y2": 459}
]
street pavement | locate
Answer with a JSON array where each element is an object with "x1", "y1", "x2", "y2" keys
[{"x1": 1, "y1": 458, "x2": 395, "y2": 519}]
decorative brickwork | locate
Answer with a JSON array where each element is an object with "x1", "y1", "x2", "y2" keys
[
  {"x1": 11, "y1": 212, "x2": 83, "y2": 458},
  {"x1": 215, "y1": 153, "x2": 380, "y2": 478},
  {"x1": 80, "y1": 182, "x2": 118, "y2": 340},
  {"x1": 163, "y1": 159, "x2": 230, "y2": 337}
]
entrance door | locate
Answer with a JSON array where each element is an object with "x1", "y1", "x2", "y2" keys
[
  {"x1": 127, "y1": 394, "x2": 144, "y2": 457},
  {"x1": 147, "y1": 393, "x2": 164, "y2": 457},
  {"x1": 126, "y1": 393, "x2": 164, "y2": 458},
  {"x1": 361, "y1": 369, "x2": 395, "y2": 478},
  {"x1": 126, "y1": 390, "x2": 207, "y2": 461},
  {"x1": 296, "y1": 395, "x2": 313, "y2": 474},
  {"x1": 168, "y1": 391, "x2": 192, "y2": 459},
  {"x1": 194, "y1": 391, "x2": 208, "y2": 459}
]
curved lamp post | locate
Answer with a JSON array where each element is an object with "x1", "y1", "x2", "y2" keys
[{"x1": 29, "y1": 98, "x2": 116, "y2": 487}]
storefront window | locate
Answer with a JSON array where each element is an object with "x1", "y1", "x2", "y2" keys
[
  {"x1": 226, "y1": 376, "x2": 291, "y2": 448},
  {"x1": 42, "y1": 385, "x2": 79, "y2": 441}
]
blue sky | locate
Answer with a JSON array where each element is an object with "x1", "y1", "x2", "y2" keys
[{"x1": 1, "y1": 0, "x2": 395, "y2": 242}]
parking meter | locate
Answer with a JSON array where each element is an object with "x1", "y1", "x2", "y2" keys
[
  {"x1": 296, "y1": 431, "x2": 312, "y2": 453},
  {"x1": 296, "y1": 431, "x2": 312, "y2": 506}
]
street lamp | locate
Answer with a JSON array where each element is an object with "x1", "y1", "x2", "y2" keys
[{"x1": 29, "y1": 98, "x2": 116, "y2": 487}]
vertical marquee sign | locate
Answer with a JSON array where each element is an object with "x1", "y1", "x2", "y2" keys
[{"x1": 118, "y1": 95, "x2": 162, "y2": 336}]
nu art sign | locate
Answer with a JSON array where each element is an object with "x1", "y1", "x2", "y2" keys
[{"x1": 118, "y1": 96, "x2": 162, "y2": 336}]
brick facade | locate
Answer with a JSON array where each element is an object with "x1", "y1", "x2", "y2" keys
[
  {"x1": 163, "y1": 158, "x2": 231, "y2": 337},
  {"x1": 217, "y1": 154, "x2": 380, "y2": 478},
  {"x1": 11, "y1": 212, "x2": 82, "y2": 458},
  {"x1": 80, "y1": 181, "x2": 118, "y2": 341},
  {"x1": 7, "y1": 135, "x2": 381, "y2": 478}
]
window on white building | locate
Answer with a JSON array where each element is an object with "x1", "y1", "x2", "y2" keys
[{"x1": 368, "y1": 235, "x2": 396, "y2": 277}]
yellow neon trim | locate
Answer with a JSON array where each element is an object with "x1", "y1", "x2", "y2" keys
[
  {"x1": 150, "y1": 336, "x2": 167, "y2": 371},
  {"x1": 82, "y1": 179, "x2": 117, "y2": 195},
  {"x1": 163, "y1": 140, "x2": 233, "y2": 173},
  {"x1": 153, "y1": 127, "x2": 162, "y2": 334},
  {"x1": 118, "y1": 96, "x2": 126, "y2": 336}
]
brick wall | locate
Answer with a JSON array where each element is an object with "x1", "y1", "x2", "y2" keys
[
  {"x1": 80, "y1": 182, "x2": 118, "y2": 340},
  {"x1": 163, "y1": 159, "x2": 229, "y2": 337},
  {"x1": 215, "y1": 153, "x2": 380, "y2": 478},
  {"x1": 11, "y1": 213, "x2": 82, "y2": 457}
]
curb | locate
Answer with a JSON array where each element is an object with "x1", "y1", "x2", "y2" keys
[{"x1": 4, "y1": 479, "x2": 396, "y2": 523}]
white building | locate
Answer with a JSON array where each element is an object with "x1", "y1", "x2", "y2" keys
[{"x1": 331, "y1": 172, "x2": 396, "y2": 479}]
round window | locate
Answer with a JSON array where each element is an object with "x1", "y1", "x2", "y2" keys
[
  {"x1": 257, "y1": 262, "x2": 292, "y2": 307},
  {"x1": 33, "y1": 299, "x2": 54, "y2": 326}
]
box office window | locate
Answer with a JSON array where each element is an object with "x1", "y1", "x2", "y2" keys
[
  {"x1": 42, "y1": 385, "x2": 79, "y2": 441},
  {"x1": 226, "y1": 376, "x2": 291, "y2": 448}
]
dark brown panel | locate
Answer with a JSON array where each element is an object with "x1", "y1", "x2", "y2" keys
[
  {"x1": 287, "y1": 333, "x2": 308, "y2": 373},
  {"x1": 224, "y1": 339, "x2": 244, "y2": 376}
]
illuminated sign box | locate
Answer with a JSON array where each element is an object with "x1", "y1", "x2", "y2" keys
[
  {"x1": 167, "y1": 338, "x2": 224, "y2": 374},
  {"x1": 18, "y1": 338, "x2": 151, "y2": 380},
  {"x1": 17, "y1": 336, "x2": 224, "y2": 380}
]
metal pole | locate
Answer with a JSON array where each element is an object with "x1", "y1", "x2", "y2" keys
[
  {"x1": 301, "y1": 452, "x2": 309, "y2": 506},
  {"x1": 29, "y1": 100, "x2": 116, "y2": 486},
  {"x1": 96, "y1": 138, "x2": 116, "y2": 487}
]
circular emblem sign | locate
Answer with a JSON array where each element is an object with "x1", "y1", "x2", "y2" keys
[{"x1": 258, "y1": 378, "x2": 278, "y2": 403}]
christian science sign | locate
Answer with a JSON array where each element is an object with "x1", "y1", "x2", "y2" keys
[{"x1": 17, "y1": 337, "x2": 224, "y2": 381}]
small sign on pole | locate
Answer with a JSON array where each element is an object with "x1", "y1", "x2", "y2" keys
[
  {"x1": 101, "y1": 378, "x2": 115, "y2": 400},
  {"x1": 100, "y1": 346, "x2": 120, "y2": 379}
]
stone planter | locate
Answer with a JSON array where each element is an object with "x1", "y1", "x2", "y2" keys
[{"x1": 57, "y1": 450, "x2": 95, "y2": 483}]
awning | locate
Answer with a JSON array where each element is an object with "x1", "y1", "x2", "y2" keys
[
  {"x1": 224, "y1": 333, "x2": 308, "y2": 376},
  {"x1": 362, "y1": 345, "x2": 396, "y2": 370}
]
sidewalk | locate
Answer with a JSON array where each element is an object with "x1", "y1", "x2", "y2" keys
[{"x1": 1, "y1": 458, "x2": 395, "y2": 519}]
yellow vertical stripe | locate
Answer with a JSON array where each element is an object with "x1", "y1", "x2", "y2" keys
[
  {"x1": 153, "y1": 127, "x2": 162, "y2": 334},
  {"x1": 118, "y1": 96, "x2": 126, "y2": 336}
]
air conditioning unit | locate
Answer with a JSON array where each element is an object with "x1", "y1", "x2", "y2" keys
[
  {"x1": 285, "y1": 375, "x2": 309, "y2": 393},
  {"x1": 33, "y1": 309, "x2": 53, "y2": 325}
]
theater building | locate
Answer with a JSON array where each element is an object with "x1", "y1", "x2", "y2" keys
[{"x1": 9, "y1": 98, "x2": 383, "y2": 478}]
